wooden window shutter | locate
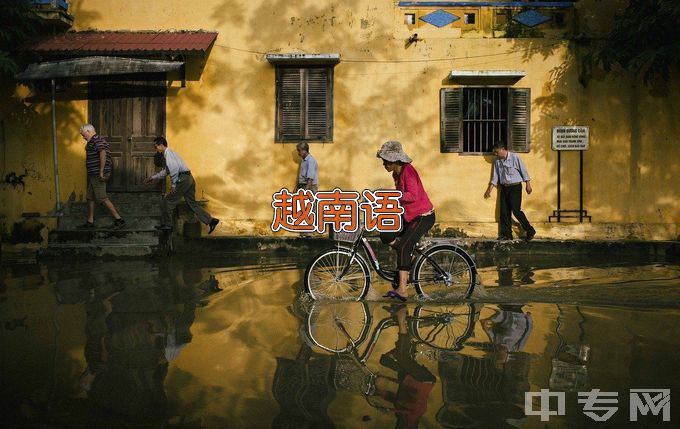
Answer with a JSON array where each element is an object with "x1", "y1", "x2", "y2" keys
[
  {"x1": 276, "y1": 67, "x2": 333, "y2": 142},
  {"x1": 277, "y1": 68, "x2": 303, "y2": 141},
  {"x1": 508, "y1": 88, "x2": 531, "y2": 152},
  {"x1": 440, "y1": 88, "x2": 463, "y2": 153}
]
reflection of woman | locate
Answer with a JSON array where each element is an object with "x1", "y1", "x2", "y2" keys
[
  {"x1": 375, "y1": 305, "x2": 436, "y2": 429},
  {"x1": 377, "y1": 141, "x2": 435, "y2": 301}
]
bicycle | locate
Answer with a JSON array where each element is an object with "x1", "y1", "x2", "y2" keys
[{"x1": 303, "y1": 227, "x2": 477, "y2": 301}]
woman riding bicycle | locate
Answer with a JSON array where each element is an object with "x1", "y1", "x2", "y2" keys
[{"x1": 377, "y1": 141, "x2": 435, "y2": 302}]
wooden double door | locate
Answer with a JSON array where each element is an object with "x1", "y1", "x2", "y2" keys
[{"x1": 89, "y1": 79, "x2": 166, "y2": 192}]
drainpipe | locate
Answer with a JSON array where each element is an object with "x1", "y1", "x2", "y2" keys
[{"x1": 51, "y1": 78, "x2": 61, "y2": 214}]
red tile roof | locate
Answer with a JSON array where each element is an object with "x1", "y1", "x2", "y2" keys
[{"x1": 22, "y1": 31, "x2": 218, "y2": 54}]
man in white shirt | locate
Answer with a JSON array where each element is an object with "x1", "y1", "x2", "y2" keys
[
  {"x1": 144, "y1": 137, "x2": 220, "y2": 234},
  {"x1": 484, "y1": 141, "x2": 536, "y2": 241}
]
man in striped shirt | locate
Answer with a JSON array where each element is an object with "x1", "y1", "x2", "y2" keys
[{"x1": 80, "y1": 124, "x2": 125, "y2": 229}]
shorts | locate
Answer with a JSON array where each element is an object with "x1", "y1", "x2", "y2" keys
[{"x1": 86, "y1": 173, "x2": 110, "y2": 203}]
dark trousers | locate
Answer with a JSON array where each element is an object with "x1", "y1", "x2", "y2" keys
[
  {"x1": 160, "y1": 174, "x2": 213, "y2": 225},
  {"x1": 380, "y1": 213, "x2": 435, "y2": 270},
  {"x1": 499, "y1": 184, "x2": 534, "y2": 239}
]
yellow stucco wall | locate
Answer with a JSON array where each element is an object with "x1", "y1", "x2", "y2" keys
[{"x1": 1, "y1": 0, "x2": 678, "y2": 241}]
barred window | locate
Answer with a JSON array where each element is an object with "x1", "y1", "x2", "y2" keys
[{"x1": 440, "y1": 87, "x2": 530, "y2": 154}]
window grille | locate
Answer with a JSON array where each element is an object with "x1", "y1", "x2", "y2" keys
[
  {"x1": 440, "y1": 87, "x2": 530, "y2": 154},
  {"x1": 463, "y1": 88, "x2": 508, "y2": 153}
]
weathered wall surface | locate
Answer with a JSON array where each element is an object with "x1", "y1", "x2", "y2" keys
[{"x1": 1, "y1": 0, "x2": 678, "y2": 242}]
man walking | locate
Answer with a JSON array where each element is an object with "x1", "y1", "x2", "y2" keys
[
  {"x1": 484, "y1": 141, "x2": 536, "y2": 241},
  {"x1": 79, "y1": 124, "x2": 125, "y2": 229},
  {"x1": 295, "y1": 142, "x2": 318, "y2": 192},
  {"x1": 144, "y1": 137, "x2": 219, "y2": 234}
]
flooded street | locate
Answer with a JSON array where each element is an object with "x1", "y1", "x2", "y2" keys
[{"x1": 1, "y1": 252, "x2": 679, "y2": 428}]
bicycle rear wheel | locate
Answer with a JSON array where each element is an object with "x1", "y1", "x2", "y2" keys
[
  {"x1": 304, "y1": 248, "x2": 371, "y2": 300},
  {"x1": 412, "y1": 244, "x2": 476, "y2": 299},
  {"x1": 305, "y1": 301, "x2": 372, "y2": 353},
  {"x1": 412, "y1": 303, "x2": 479, "y2": 351}
]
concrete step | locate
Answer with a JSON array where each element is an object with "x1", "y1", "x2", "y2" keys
[
  {"x1": 58, "y1": 215, "x2": 161, "y2": 230},
  {"x1": 40, "y1": 243, "x2": 161, "y2": 258},
  {"x1": 48, "y1": 229, "x2": 160, "y2": 245},
  {"x1": 63, "y1": 192, "x2": 163, "y2": 217},
  {"x1": 102, "y1": 192, "x2": 163, "y2": 204},
  {"x1": 66, "y1": 203, "x2": 162, "y2": 216}
]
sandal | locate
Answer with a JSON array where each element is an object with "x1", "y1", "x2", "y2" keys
[
  {"x1": 382, "y1": 303, "x2": 406, "y2": 316},
  {"x1": 382, "y1": 290, "x2": 407, "y2": 302}
]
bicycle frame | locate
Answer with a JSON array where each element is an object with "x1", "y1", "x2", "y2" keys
[
  {"x1": 336, "y1": 310, "x2": 474, "y2": 364},
  {"x1": 338, "y1": 229, "x2": 465, "y2": 285}
]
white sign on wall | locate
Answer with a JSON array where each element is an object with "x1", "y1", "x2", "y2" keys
[{"x1": 552, "y1": 126, "x2": 589, "y2": 150}]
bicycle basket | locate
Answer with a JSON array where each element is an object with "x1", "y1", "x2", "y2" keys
[
  {"x1": 333, "y1": 355, "x2": 372, "y2": 394},
  {"x1": 332, "y1": 229, "x2": 362, "y2": 243}
]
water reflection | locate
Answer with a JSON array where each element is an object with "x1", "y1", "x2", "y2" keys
[
  {"x1": 2, "y1": 257, "x2": 680, "y2": 427},
  {"x1": 75, "y1": 268, "x2": 220, "y2": 426},
  {"x1": 278, "y1": 301, "x2": 483, "y2": 428},
  {"x1": 2, "y1": 261, "x2": 222, "y2": 428},
  {"x1": 437, "y1": 304, "x2": 532, "y2": 428},
  {"x1": 549, "y1": 305, "x2": 590, "y2": 393}
]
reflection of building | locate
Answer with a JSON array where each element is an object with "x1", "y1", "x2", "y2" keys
[
  {"x1": 76, "y1": 263, "x2": 218, "y2": 427},
  {"x1": 437, "y1": 305, "x2": 532, "y2": 427},
  {"x1": 272, "y1": 350, "x2": 337, "y2": 429},
  {"x1": 437, "y1": 352, "x2": 531, "y2": 427}
]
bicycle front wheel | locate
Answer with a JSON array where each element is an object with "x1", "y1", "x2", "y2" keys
[
  {"x1": 304, "y1": 248, "x2": 371, "y2": 300},
  {"x1": 412, "y1": 303, "x2": 479, "y2": 351},
  {"x1": 305, "y1": 301, "x2": 372, "y2": 353},
  {"x1": 412, "y1": 244, "x2": 476, "y2": 299}
]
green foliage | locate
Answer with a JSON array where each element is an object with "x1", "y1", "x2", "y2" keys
[
  {"x1": 598, "y1": 0, "x2": 680, "y2": 84},
  {"x1": 0, "y1": 0, "x2": 45, "y2": 77}
]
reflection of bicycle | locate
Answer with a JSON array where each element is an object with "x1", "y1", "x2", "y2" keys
[
  {"x1": 304, "y1": 228, "x2": 477, "y2": 300},
  {"x1": 304, "y1": 301, "x2": 479, "y2": 355},
  {"x1": 301, "y1": 301, "x2": 481, "y2": 414}
]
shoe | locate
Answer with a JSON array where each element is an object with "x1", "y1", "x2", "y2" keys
[
  {"x1": 497, "y1": 236, "x2": 512, "y2": 241},
  {"x1": 382, "y1": 303, "x2": 406, "y2": 316},
  {"x1": 382, "y1": 290, "x2": 407, "y2": 302},
  {"x1": 154, "y1": 224, "x2": 173, "y2": 231},
  {"x1": 208, "y1": 218, "x2": 219, "y2": 234},
  {"x1": 111, "y1": 218, "x2": 126, "y2": 229},
  {"x1": 79, "y1": 221, "x2": 95, "y2": 229},
  {"x1": 526, "y1": 230, "x2": 536, "y2": 241}
]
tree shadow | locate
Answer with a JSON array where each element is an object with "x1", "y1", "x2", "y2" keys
[{"x1": 503, "y1": 0, "x2": 680, "y2": 227}]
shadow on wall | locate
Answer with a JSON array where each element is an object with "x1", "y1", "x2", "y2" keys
[
  {"x1": 203, "y1": 0, "x2": 469, "y2": 219},
  {"x1": 69, "y1": 1, "x2": 103, "y2": 30},
  {"x1": 505, "y1": 3, "x2": 680, "y2": 225}
]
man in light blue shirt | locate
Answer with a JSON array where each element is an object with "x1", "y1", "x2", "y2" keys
[
  {"x1": 484, "y1": 141, "x2": 536, "y2": 240},
  {"x1": 145, "y1": 137, "x2": 220, "y2": 234},
  {"x1": 296, "y1": 142, "x2": 318, "y2": 192}
]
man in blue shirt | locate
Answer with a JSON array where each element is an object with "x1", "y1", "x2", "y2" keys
[
  {"x1": 296, "y1": 142, "x2": 318, "y2": 193},
  {"x1": 484, "y1": 141, "x2": 536, "y2": 241}
]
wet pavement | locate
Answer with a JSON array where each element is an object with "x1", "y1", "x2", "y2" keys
[{"x1": 1, "y1": 251, "x2": 679, "y2": 428}]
